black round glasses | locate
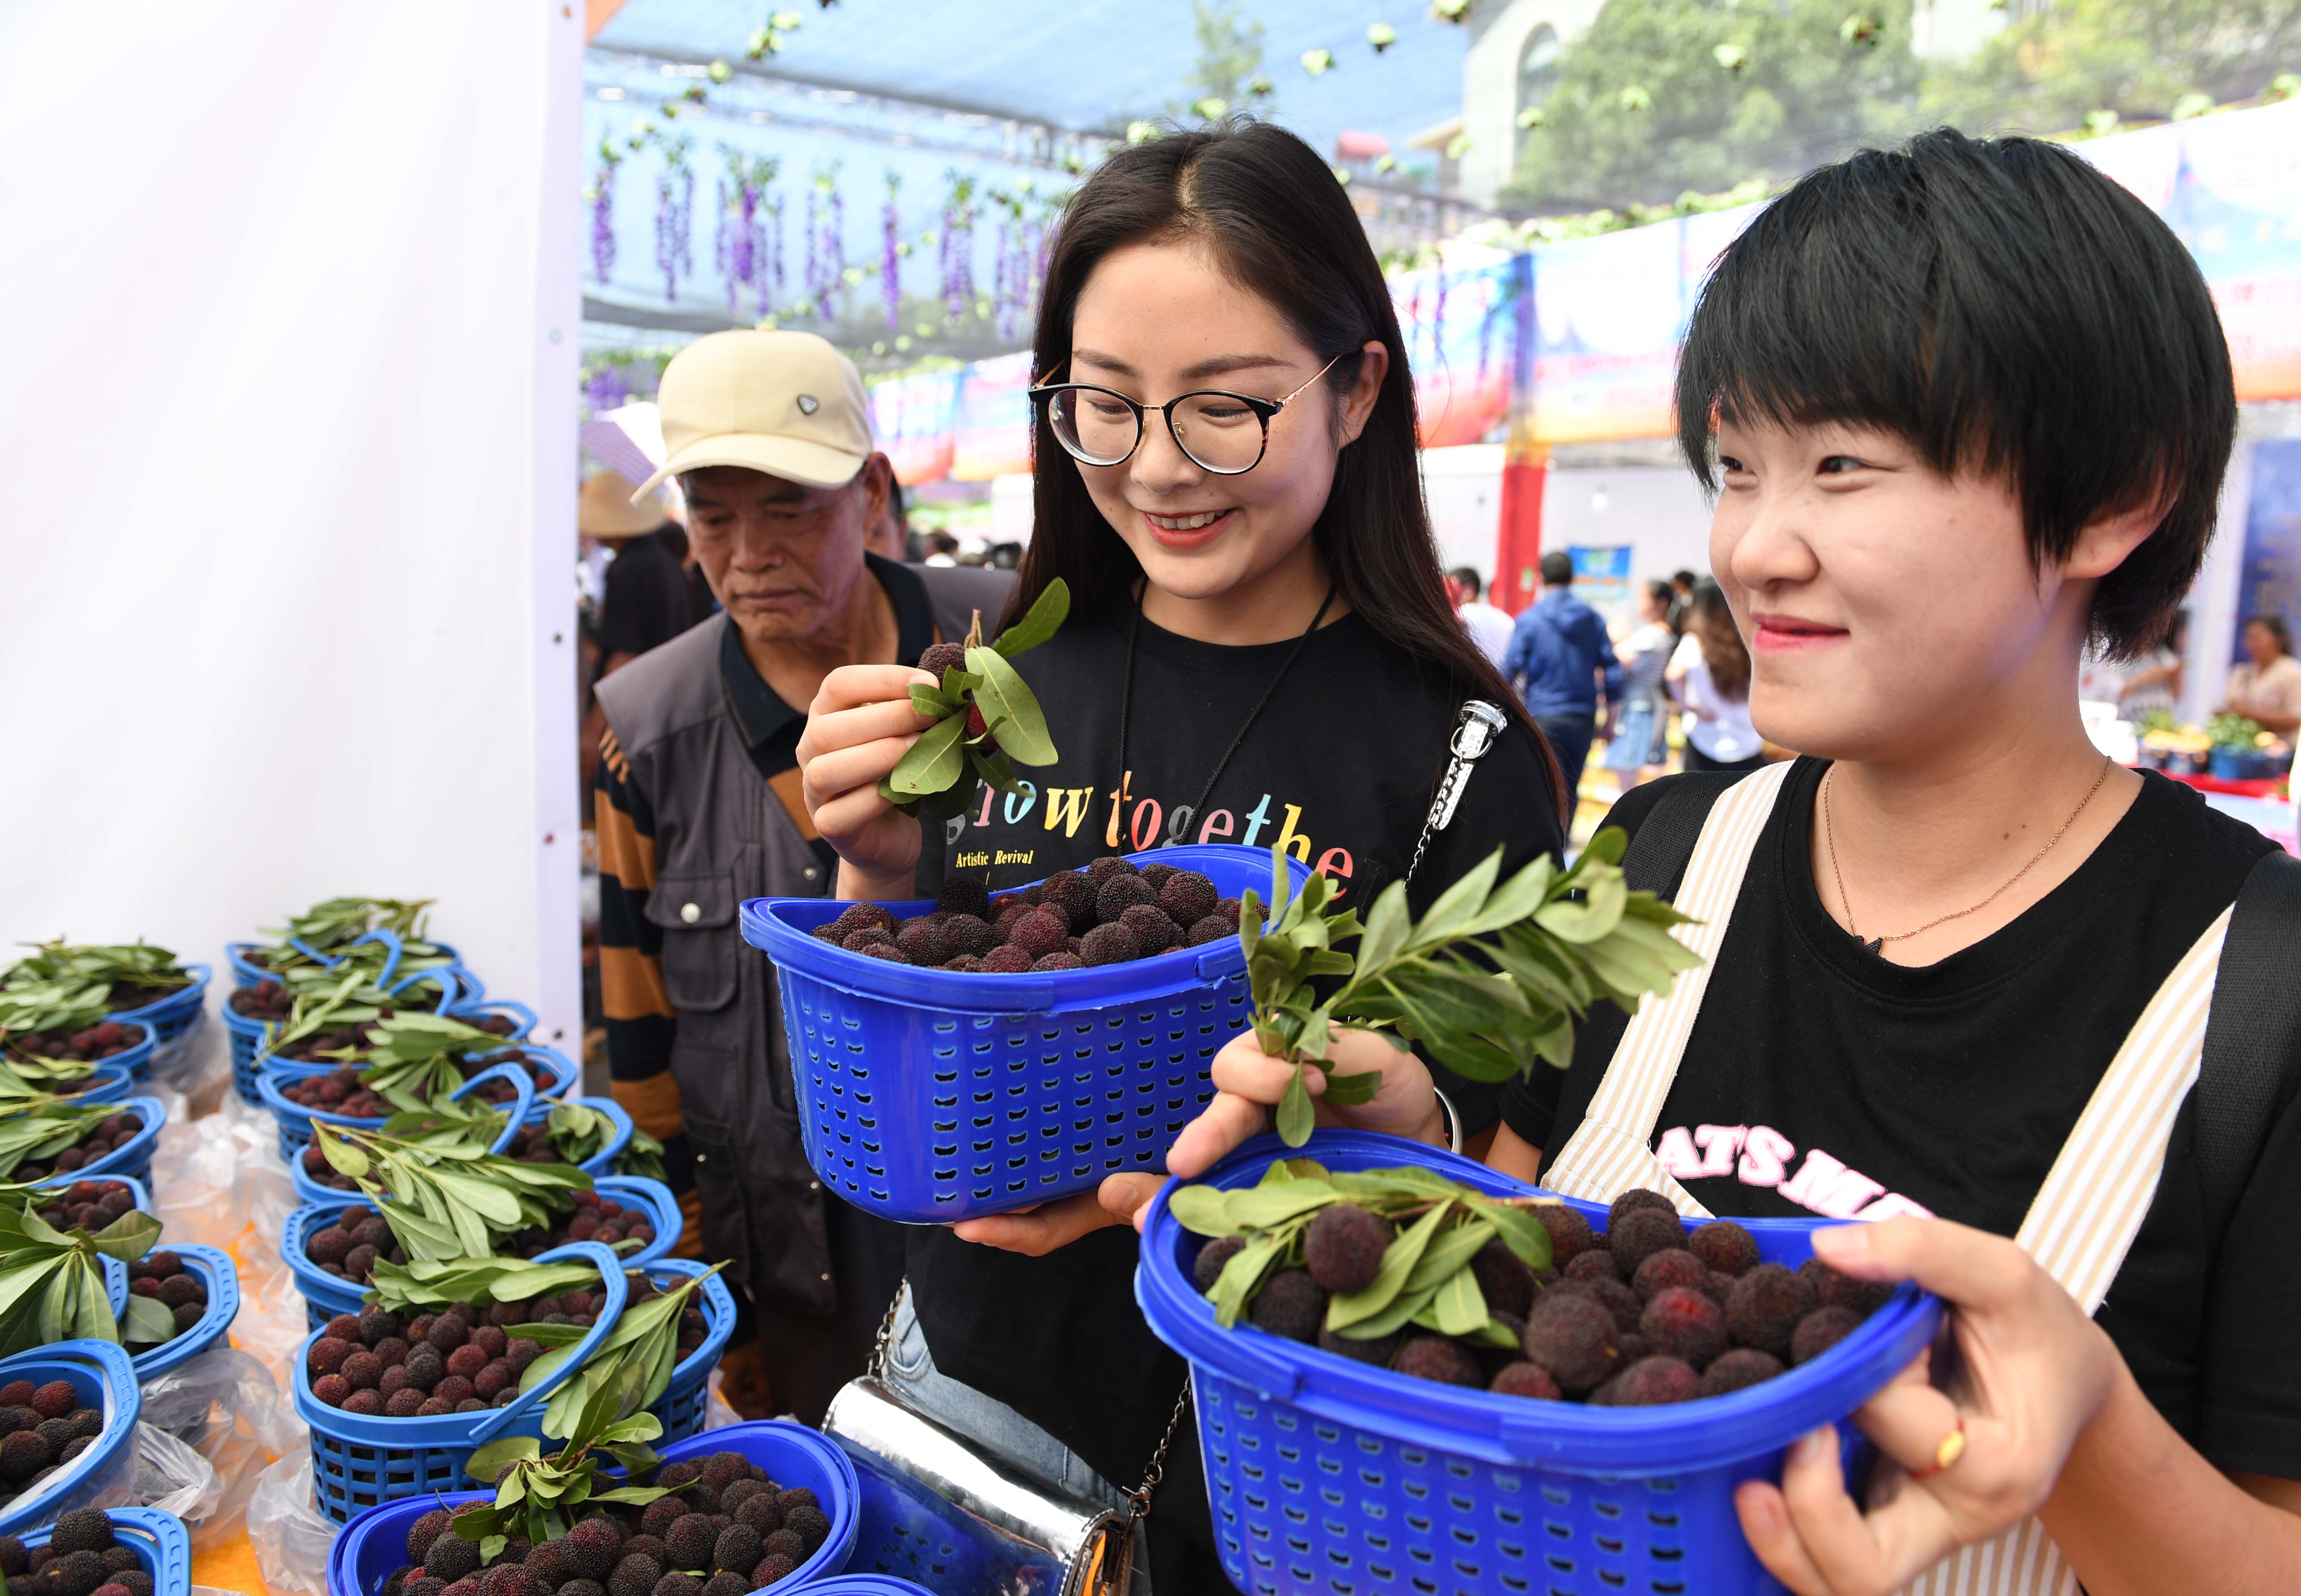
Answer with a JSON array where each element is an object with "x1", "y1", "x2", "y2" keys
[{"x1": 1028, "y1": 353, "x2": 1344, "y2": 475}]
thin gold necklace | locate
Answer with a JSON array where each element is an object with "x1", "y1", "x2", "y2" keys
[{"x1": 1822, "y1": 755, "x2": 2114, "y2": 955}]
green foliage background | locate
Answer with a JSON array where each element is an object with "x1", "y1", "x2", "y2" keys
[{"x1": 1503, "y1": 0, "x2": 2301, "y2": 212}]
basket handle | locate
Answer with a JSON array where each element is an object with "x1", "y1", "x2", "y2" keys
[
  {"x1": 92, "y1": 1508, "x2": 190, "y2": 1580},
  {"x1": 324, "y1": 929, "x2": 406, "y2": 988},
  {"x1": 467, "y1": 1241, "x2": 630, "y2": 1443},
  {"x1": 449, "y1": 1061, "x2": 536, "y2": 1155},
  {"x1": 385, "y1": 964, "x2": 461, "y2": 1010},
  {"x1": 457, "y1": 998, "x2": 538, "y2": 1039}
]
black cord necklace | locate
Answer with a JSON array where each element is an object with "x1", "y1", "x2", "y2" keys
[{"x1": 1113, "y1": 579, "x2": 1338, "y2": 849}]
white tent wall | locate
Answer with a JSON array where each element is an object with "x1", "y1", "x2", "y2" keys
[{"x1": 0, "y1": 5, "x2": 585, "y2": 1052}]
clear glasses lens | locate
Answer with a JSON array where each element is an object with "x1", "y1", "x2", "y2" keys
[
  {"x1": 1168, "y1": 393, "x2": 1267, "y2": 474},
  {"x1": 1045, "y1": 387, "x2": 1268, "y2": 474},
  {"x1": 1047, "y1": 388, "x2": 1138, "y2": 466}
]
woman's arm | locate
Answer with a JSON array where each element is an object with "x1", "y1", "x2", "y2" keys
[
  {"x1": 1737, "y1": 1219, "x2": 2301, "y2": 1596},
  {"x1": 2037, "y1": 1363, "x2": 2301, "y2": 1596}
]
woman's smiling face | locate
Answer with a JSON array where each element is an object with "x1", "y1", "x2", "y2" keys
[{"x1": 1061, "y1": 237, "x2": 1383, "y2": 606}]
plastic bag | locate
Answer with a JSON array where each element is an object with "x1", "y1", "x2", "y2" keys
[
  {"x1": 150, "y1": 1010, "x2": 232, "y2": 1116},
  {"x1": 702, "y1": 1367, "x2": 741, "y2": 1431},
  {"x1": 132, "y1": 1421, "x2": 221, "y2": 1524},
  {"x1": 247, "y1": 1451, "x2": 335, "y2": 1596},
  {"x1": 139, "y1": 1347, "x2": 303, "y2": 1547}
]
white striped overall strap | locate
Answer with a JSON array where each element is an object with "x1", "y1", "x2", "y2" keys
[
  {"x1": 1899, "y1": 901, "x2": 2234, "y2": 1596},
  {"x1": 1542, "y1": 759, "x2": 1793, "y2": 1216}
]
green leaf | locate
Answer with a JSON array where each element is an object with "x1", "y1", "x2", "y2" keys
[
  {"x1": 1402, "y1": 1217, "x2": 1494, "y2": 1293},
  {"x1": 990, "y1": 577, "x2": 1070, "y2": 657},
  {"x1": 884, "y1": 711, "x2": 970, "y2": 797},
  {"x1": 466, "y1": 1436, "x2": 541, "y2": 1481},
  {"x1": 1208, "y1": 1231, "x2": 1287, "y2": 1328},
  {"x1": 1275, "y1": 1063, "x2": 1315, "y2": 1148},
  {"x1": 1222, "y1": 1178, "x2": 1335, "y2": 1229},
  {"x1": 1534, "y1": 870, "x2": 1628, "y2": 943},
  {"x1": 1471, "y1": 1200, "x2": 1555, "y2": 1272},
  {"x1": 1332, "y1": 1281, "x2": 1438, "y2": 1341},
  {"x1": 1406, "y1": 848, "x2": 1503, "y2": 952},
  {"x1": 90, "y1": 1210, "x2": 162, "y2": 1262},
  {"x1": 1327, "y1": 1200, "x2": 1450, "y2": 1330},
  {"x1": 909, "y1": 684, "x2": 952, "y2": 720},
  {"x1": 479, "y1": 1536, "x2": 508, "y2": 1566},
  {"x1": 122, "y1": 1293, "x2": 176, "y2": 1343},
  {"x1": 1427, "y1": 1262, "x2": 1488, "y2": 1336},
  {"x1": 1166, "y1": 1186, "x2": 1240, "y2": 1238},
  {"x1": 965, "y1": 647, "x2": 1058, "y2": 767},
  {"x1": 1320, "y1": 1070, "x2": 1382, "y2": 1106}
]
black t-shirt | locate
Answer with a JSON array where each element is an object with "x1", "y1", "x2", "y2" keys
[
  {"x1": 1500, "y1": 758, "x2": 2301, "y2": 1479},
  {"x1": 907, "y1": 599, "x2": 1564, "y2": 1541},
  {"x1": 599, "y1": 527, "x2": 712, "y2": 661}
]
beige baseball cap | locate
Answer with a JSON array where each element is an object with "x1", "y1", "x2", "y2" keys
[{"x1": 632, "y1": 328, "x2": 871, "y2": 500}]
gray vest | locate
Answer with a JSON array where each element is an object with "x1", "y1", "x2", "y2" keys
[{"x1": 595, "y1": 564, "x2": 1013, "y2": 1313}]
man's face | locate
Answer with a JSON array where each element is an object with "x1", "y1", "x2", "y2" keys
[{"x1": 682, "y1": 457, "x2": 890, "y2": 647}]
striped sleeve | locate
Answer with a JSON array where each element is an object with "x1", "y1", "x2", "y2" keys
[{"x1": 594, "y1": 727, "x2": 697, "y2": 1247}]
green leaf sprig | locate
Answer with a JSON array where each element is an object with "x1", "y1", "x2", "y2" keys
[
  {"x1": 4, "y1": 940, "x2": 190, "y2": 999},
  {"x1": 1240, "y1": 833, "x2": 1702, "y2": 1146},
  {"x1": 0, "y1": 1103, "x2": 122, "y2": 1179},
  {"x1": 1172, "y1": 1158, "x2": 1565, "y2": 1346},
  {"x1": 314, "y1": 1119, "x2": 591, "y2": 1264},
  {"x1": 363, "y1": 1251, "x2": 604, "y2": 1314},
  {"x1": 879, "y1": 579, "x2": 1069, "y2": 823},
  {"x1": 545, "y1": 1103, "x2": 666, "y2": 1182},
  {"x1": 512, "y1": 1265, "x2": 726, "y2": 1439},
  {"x1": 0, "y1": 981, "x2": 112, "y2": 1049},
  {"x1": 327, "y1": 1013, "x2": 529, "y2": 1110},
  {"x1": 252, "y1": 896, "x2": 453, "y2": 977},
  {"x1": 453, "y1": 1389, "x2": 681, "y2": 1561},
  {"x1": 0, "y1": 1198, "x2": 171, "y2": 1354}
]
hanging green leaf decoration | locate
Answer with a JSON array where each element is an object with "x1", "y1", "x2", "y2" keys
[
  {"x1": 1236, "y1": 833, "x2": 1702, "y2": 1147},
  {"x1": 877, "y1": 579, "x2": 1069, "y2": 818}
]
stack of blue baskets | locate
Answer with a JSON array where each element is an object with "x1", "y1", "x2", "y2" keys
[
  {"x1": 292, "y1": 1242, "x2": 735, "y2": 1523},
  {"x1": 739, "y1": 844, "x2": 1310, "y2": 1224}
]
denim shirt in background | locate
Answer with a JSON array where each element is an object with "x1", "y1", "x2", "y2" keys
[{"x1": 1504, "y1": 588, "x2": 1623, "y2": 719}]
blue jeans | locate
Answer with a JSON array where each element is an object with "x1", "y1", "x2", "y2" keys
[{"x1": 1536, "y1": 712, "x2": 1596, "y2": 800}]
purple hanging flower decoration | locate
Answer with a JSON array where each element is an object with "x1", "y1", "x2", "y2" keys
[
  {"x1": 882, "y1": 172, "x2": 902, "y2": 332},
  {"x1": 585, "y1": 362, "x2": 629, "y2": 415},
  {"x1": 765, "y1": 189, "x2": 784, "y2": 316},
  {"x1": 654, "y1": 138, "x2": 695, "y2": 303},
  {"x1": 804, "y1": 185, "x2": 820, "y2": 315},
  {"x1": 826, "y1": 181, "x2": 845, "y2": 322},
  {"x1": 590, "y1": 162, "x2": 619, "y2": 285}
]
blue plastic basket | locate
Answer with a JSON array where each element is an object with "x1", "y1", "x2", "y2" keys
[
  {"x1": 32, "y1": 1172, "x2": 152, "y2": 1218},
  {"x1": 126, "y1": 1242, "x2": 241, "y2": 1382},
  {"x1": 324, "y1": 1419, "x2": 860, "y2": 1596},
  {"x1": 283, "y1": 1175, "x2": 684, "y2": 1315},
  {"x1": 0, "y1": 1340, "x2": 142, "y2": 1536},
  {"x1": 1136, "y1": 1131, "x2": 1946, "y2": 1596},
  {"x1": 647, "y1": 1257, "x2": 737, "y2": 1445},
  {"x1": 838, "y1": 1435, "x2": 1070, "y2": 1593},
  {"x1": 52, "y1": 1061, "x2": 137, "y2": 1105},
  {"x1": 296, "y1": 1241, "x2": 629, "y2": 1522},
  {"x1": 227, "y1": 961, "x2": 471, "y2": 1108},
  {"x1": 513, "y1": 1095, "x2": 638, "y2": 1178},
  {"x1": 29, "y1": 1097, "x2": 166, "y2": 1190},
  {"x1": 14, "y1": 1505, "x2": 190, "y2": 1596},
  {"x1": 107, "y1": 965, "x2": 211, "y2": 1051},
  {"x1": 798, "y1": 1580, "x2": 937, "y2": 1596},
  {"x1": 740, "y1": 845, "x2": 1313, "y2": 1224},
  {"x1": 286, "y1": 1060, "x2": 535, "y2": 1202},
  {"x1": 260, "y1": 1044, "x2": 573, "y2": 1162},
  {"x1": 228, "y1": 929, "x2": 417, "y2": 992},
  {"x1": 446, "y1": 997, "x2": 534, "y2": 1037}
]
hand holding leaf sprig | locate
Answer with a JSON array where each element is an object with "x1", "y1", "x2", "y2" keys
[
  {"x1": 1242, "y1": 830, "x2": 1701, "y2": 1147},
  {"x1": 878, "y1": 579, "x2": 1069, "y2": 822}
]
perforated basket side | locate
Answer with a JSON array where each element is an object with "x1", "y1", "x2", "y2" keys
[
  {"x1": 0, "y1": 1340, "x2": 142, "y2": 1537},
  {"x1": 127, "y1": 1243, "x2": 241, "y2": 1381},
  {"x1": 73, "y1": 1098, "x2": 164, "y2": 1191},
  {"x1": 107, "y1": 968, "x2": 209, "y2": 1050}
]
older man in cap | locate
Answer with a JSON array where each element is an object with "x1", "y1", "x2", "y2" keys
[{"x1": 593, "y1": 330, "x2": 1008, "y2": 1423}]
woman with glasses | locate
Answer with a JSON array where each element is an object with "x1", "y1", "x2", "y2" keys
[{"x1": 794, "y1": 121, "x2": 1566, "y2": 1587}]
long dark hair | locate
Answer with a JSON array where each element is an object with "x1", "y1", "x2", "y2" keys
[
  {"x1": 1688, "y1": 579, "x2": 1749, "y2": 702},
  {"x1": 1000, "y1": 120, "x2": 1564, "y2": 818}
]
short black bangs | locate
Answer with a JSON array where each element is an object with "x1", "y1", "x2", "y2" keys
[{"x1": 1674, "y1": 128, "x2": 2236, "y2": 657}]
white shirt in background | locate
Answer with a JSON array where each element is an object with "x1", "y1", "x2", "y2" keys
[
  {"x1": 1456, "y1": 600, "x2": 1516, "y2": 669},
  {"x1": 1671, "y1": 633, "x2": 1764, "y2": 763}
]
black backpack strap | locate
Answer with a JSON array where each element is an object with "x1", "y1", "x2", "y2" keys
[
  {"x1": 2194, "y1": 848, "x2": 2301, "y2": 1242},
  {"x1": 1620, "y1": 771, "x2": 1747, "y2": 902}
]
